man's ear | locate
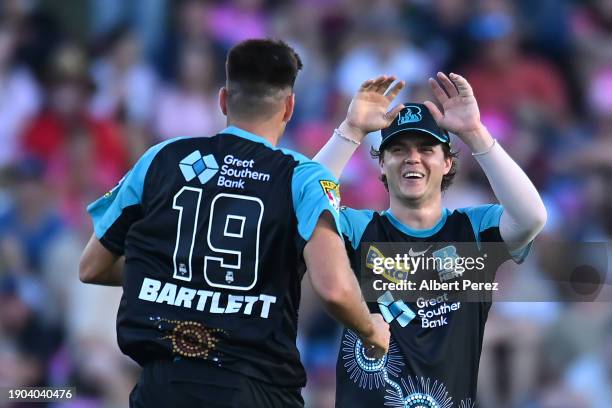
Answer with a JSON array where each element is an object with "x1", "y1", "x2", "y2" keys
[
  {"x1": 282, "y1": 93, "x2": 295, "y2": 123},
  {"x1": 379, "y1": 154, "x2": 386, "y2": 177},
  {"x1": 219, "y1": 87, "x2": 228, "y2": 116},
  {"x1": 443, "y1": 153, "x2": 452, "y2": 175}
]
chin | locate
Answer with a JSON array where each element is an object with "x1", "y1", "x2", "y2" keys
[{"x1": 397, "y1": 188, "x2": 426, "y2": 202}]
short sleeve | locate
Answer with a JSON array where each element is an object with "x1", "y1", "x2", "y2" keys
[
  {"x1": 291, "y1": 161, "x2": 342, "y2": 242},
  {"x1": 87, "y1": 168, "x2": 144, "y2": 255},
  {"x1": 87, "y1": 138, "x2": 178, "y2": 254},
  {"x1": 458, "y1": 204, "x2": 532, "y2": 264},
  {"x1": 339, "y1": 207, "x2": 375, "y2": 249}
]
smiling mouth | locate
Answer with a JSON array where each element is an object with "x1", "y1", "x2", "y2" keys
[{"x1": 402, "y1": 171, "x2": 425, "y2": 180}]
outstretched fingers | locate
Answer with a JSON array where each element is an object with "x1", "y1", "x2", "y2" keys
[
  {"x1": 384, "y1": 80, "x2": 405, "y2": 101},
  {"x1": 428, "y1": 77, "x2": 449, "y2": 104},
  {"x1": 436, "y1": 71, "x2": 459, "y2": 97},
  {"x1": 358, "y1": 78, "x2": 375, "y2": 93},
  {"x1": 385, "y1": 103, "x2": 405, "y2": 124},
  {"x1": 449, "y1": 72, "x2": 473, "y2": 97},
  {"x1": 423, "y1": 100, "x2": 444, "y2": 124}
]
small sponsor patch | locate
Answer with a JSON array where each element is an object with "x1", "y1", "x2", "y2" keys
[{"x1": 320, "y1": 180, "x2": 340, "y2": 212}]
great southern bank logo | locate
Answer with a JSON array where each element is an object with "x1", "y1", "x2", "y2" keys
[
  {"x1": 179, "y1": 150, "x2": 219, "y2": 184},
  {"x1": 397, "y1": 106, "x2": 422, "y2": 125}
]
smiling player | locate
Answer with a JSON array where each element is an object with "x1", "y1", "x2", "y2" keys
[{"x1": 314, "y1": 73, "x2": 547, "y2": 406}]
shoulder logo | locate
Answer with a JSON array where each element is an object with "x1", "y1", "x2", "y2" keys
[
  {"x1": 179, "y1": 150, "x2": 219, "y2": 184},
  {"x1": 397, "y1": 105, "x2": 422, "y2": 125},
  {"x1": 320, "y1": 180, "x2": 340, "y2": 212}
]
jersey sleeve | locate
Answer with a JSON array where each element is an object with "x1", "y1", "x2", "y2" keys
[
  {"x1": 339, "y1": 207, "x2": 375, "y2": 250},
  {"x1": 291, "y1": 161, "x2": 342, "y2": 242},
  {"x1": 459, "y1": 204, "x2": 532, "y2": 264},
  {"x1": 87, "y1": 139, "x2": 175, "y2": 254}
]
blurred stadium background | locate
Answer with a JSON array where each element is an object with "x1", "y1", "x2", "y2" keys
[{"x1": 0, "y1": 0, "x2": 611, "y2": 406}]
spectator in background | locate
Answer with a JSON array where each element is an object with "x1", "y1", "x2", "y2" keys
[
  {"x1": 90, "y1": 25, "x2": 158, "y2": 159},
  {"x1": 271, "y1": 3, "x2": 330, "y2": 123},
  {"x1": 404, "y1": 0, "x2": 473, "y2": 71},
  {"x1": 206, "y1": 0, "x2": 269, "y2": 51},
  {"x1": 572, "y1": 0, "x2": 612, "y2": 71},
  {"x1": 463, "y1": 0, "x2": 569, "y2": 122},
  {"x1": 565, "y1": 318, "x2": 612, "y2": 407},
  {"x1": 0, "y1": 275, "x2": 62, "y2": 388},
  {"x1": 0, "y1": 24, "x2": 40, "y2": 168},
  {"x1": 0, "y1": 159, "x2": 63, "y2": 279},
  {"x1": 153, "y1": 41, "x2": 224, "y2": 139},
  {"x1": 157, "y1": 0, "x2": 223, "y2": 81},
  {"x1": 20, "y1": 44, "x2": 129, "y2": 230},
  {"x1": 88, "y1": 0, "x2": 166, "y2": 61},
  {"x1": 335, "y1": 22, "x2": 431, "y2": 104}
]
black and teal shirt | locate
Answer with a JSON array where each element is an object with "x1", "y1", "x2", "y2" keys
[
  {"x1": 87, "y1": 126, "x2": 342, "y2": 388},
  {"x1": 335, "y1": 206, "x2": 530, "y2": 407}
]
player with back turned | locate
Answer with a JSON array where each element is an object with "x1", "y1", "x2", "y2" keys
[
  {"x1": 314, "y1": 73, "x2": 547, "y2": 406},
  {"x1": 78, "y1": 39, "x2": 390, "y2": 408}
]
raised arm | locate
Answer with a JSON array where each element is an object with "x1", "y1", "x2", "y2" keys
[
  {"x1": 425, "y1": 72, "x2": 547, "y2": 250},
  {"x1": 314, "y1": 76, "x2": 405, "y2": 178}
]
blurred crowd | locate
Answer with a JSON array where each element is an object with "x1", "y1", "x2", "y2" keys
[{"x1": 0, "y1": 0, "x2": 611, "y2": 407}]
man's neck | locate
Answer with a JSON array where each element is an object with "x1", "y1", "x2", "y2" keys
[
  {"x1": 227, "y1": 119, "x2": 283, "y2": 146},
  {"x1": 388, "y1": 195, "x2": 444, "y2": 231}
]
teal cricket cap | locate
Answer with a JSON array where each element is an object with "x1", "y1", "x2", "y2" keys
[{"x1": 380, "y1": 103, "x2": 450, "y2": 151}]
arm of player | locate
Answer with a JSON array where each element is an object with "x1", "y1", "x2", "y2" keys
[
  {"x1": 304, "y1": 213, "x2": 390, "y2": 358},
  {"x1": 425, "y1": 72, "x2": 547, "y2": 250},
  {"x1": 79, "y1": 234, "x2": 124, "y2": 286},
  {"x1": 314, "y1": 76, "x2": 405, "y2": 178}
]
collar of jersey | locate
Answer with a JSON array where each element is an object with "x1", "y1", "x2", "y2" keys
[
  {"x1": 221, "y1": 126, "x2": 274, "y2": 148},
  {"x1": 382, "y1": 208, "x2": 449, "y2": 238}
]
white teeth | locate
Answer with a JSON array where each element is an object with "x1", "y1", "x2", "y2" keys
[{"x1": 403, "y1": 172, "x2": 424, "y2": 179}]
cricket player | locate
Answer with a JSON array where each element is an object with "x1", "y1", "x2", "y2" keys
[
  {"x1": 79, "y1": 39, "x2": 389, "y2": 408},
  {"x1": 314, "y1": 73, "x2": 547, "y2": 406}
]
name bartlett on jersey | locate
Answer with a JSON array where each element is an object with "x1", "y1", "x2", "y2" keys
[{"x1": 138, "y1": 277, "x2": 277, "y2": 318}]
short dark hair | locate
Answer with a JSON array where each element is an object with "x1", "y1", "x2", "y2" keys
[
  {"x1": 226, "y1": 39, "x2": 303, "y2": 119},
  {"x1": 370, "y1": 141, "x2": 459, "y2": 192}
]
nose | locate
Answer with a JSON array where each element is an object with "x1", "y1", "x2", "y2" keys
[{"x1": 403, "y1": 149, "x2": 420, "y2": 164}]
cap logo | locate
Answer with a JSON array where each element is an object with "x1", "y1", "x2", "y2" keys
[{"x1": 397, "y1": 106, "x2": 422, "y2": 125}]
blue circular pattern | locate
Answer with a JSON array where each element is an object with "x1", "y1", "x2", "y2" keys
[
  {"x1": 404, "y1": 392, "x2": 439, "y2": 408},
  {"x1": 353, "y1": 338, "x2": 387, "y2": 373}
]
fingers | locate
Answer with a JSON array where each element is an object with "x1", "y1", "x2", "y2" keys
[
  {"x1": 428, "y1": 77, "x2": 449, "y2": 104},
  {"x1": 358, "y1": 78, "x2": 375, "y2": 92},
  {"x1": 449, "y1": 72, "x2": 473, "y2": 97},
  {"x1": 423, "y1": 100, "x2": 444, "y2": 124},
  {"x1": 365, "y1": 345, "x2": 387, "y2": 359},
  {"x1": 384, "y1": 80, "x2": 405, "y2": 100},
  {"x1": 376, "y1": 76, "x2": 396, "y2": 94},
  {"x1": 385, "y1": 103, "x2": 405, "y2": 123},
  {"x1": 358, "y1": 75, "x2": 400, "y2": 94},
  {"x1": 436, "y1": 71, "x2": 459, "y2": 97},
  {"x1": 361, "y1": 76, "x2": 386, "y2": 93}
]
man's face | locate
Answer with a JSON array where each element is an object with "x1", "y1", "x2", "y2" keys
[{"x1": 380, "y1": 133, "x2": 452, "y2": 203}]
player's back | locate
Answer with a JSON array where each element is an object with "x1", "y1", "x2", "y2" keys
[{"x1": 88, "y1": 126, "x2": 340, "y2": 387}]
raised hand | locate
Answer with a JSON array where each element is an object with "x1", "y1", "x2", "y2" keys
[
  {"x1": 424, "y1": 72, "x2": 483, "y2": 140},
  {"x1": 342, "y1": 76, "x2": 405, "y2": 141}
]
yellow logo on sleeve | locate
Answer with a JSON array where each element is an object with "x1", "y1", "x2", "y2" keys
[{"x1": 319, "y1": 180, "x2": 340, "y2": 212}]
